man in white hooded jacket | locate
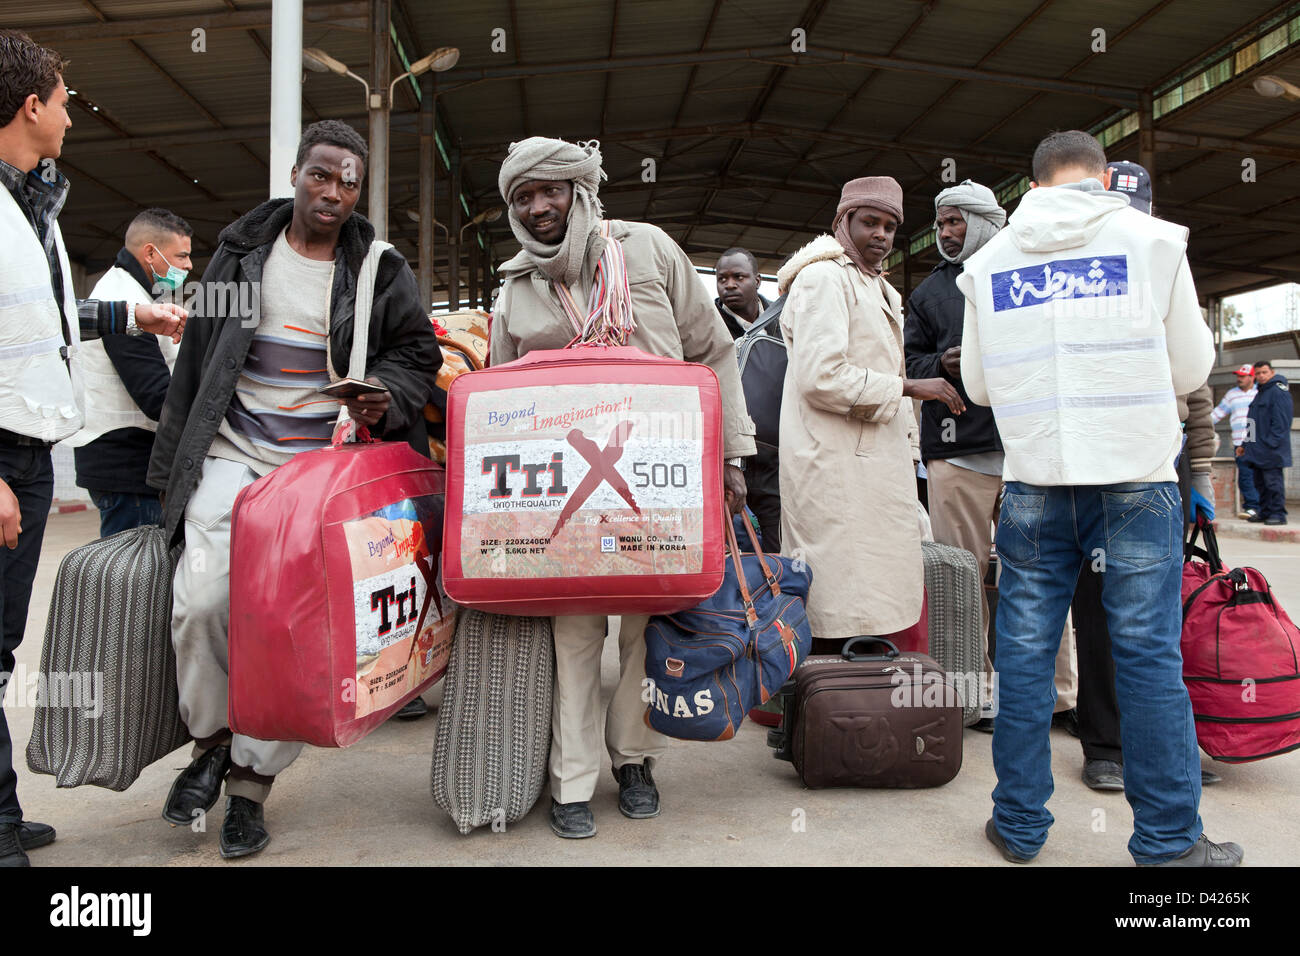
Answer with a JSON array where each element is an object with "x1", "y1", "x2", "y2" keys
[{"x1": 957, "y1": 130, "x2": 1238, "y2": 866}]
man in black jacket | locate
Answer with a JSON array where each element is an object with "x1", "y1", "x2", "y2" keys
[
  {"x1": 147, "y1": 120, "x2": 439, "y2": 859},
  {"x1": 1242, "y1": 360, "x2": 1293, "y2": 526},
  {"x1": 715, "y1": 247, "x2": 783, "y2": 549},
  {"x1": 904, "y1": 180, "x2": 1005, "y2": 725},
  {"x1": 70, "y1": 208, "x2": 192, "y2": 536}
]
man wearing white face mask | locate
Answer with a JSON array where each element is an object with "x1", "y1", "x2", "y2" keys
[{"x1": 67, "y1": 207, "x2": 192, "y2": 535}]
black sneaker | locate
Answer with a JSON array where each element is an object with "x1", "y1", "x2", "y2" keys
[
  {"x1": 1247, "y1": 513, "x2": 1267, "y2": 523},
  {"x1": 549, "y1": 799, "x2": 596, "y2": 839},
  {"x1": 1265, "y1": 517, "x2": 1287, "y2": 526},
  {"x1": 0, "y1": 823, "x2": 29, "y2": 868},
  {"x1": 1140, "y1": 834, "x2": 1243, "y2": 867},
  {"x1": 1082, "y1": 759, "x2": 1125, "y2": 792},
  {"x1": 218, "y1": 796, "x2": 270, "y2": 859},
  {"x1": 614, "y1": 763, "x2": 661, "y2": 819},
  {"x1": 985, "y1": 818, "x2": 1036, "y2": 863}
]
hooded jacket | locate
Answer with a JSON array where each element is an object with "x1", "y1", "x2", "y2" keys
[
  {"x1": 904, "y1": 259, "x2": 1001, "y2": 461},
  {"x1": 1243, "y1": 373, "x2": 1293, "y2": 470},
  {"x1": 957, "y1": 181, "x2": 1213, "y2": 485},
  {"x1": 148, "y1": 198, "x2": 440, "y2": 547},
  {"x1": 776, "y1": 234, "x2": 922, "y2": 637}
]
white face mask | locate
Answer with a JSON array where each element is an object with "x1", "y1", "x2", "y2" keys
[{"x1": 150, "y1": 247, "x2": 187, "y2": 291}]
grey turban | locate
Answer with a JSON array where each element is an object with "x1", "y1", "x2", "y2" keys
[
  {"x1": 499, "y1": 137, "x2": 607, "y2": 288},
  {"x1": 934, "y1": 180, "x2": 1006, "y2": 264}
]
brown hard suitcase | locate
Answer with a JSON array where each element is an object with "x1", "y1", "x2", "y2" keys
[{"x1": 780, "y1": 637, "x2": 963, "y2": 789}]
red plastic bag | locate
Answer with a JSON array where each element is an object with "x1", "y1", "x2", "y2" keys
[
  {"x1": 229, "y1": 429, "x2": 455, "y2": 747},
  {"x1": 443, "y1": 346, "x2": 725, "y2": 615}
]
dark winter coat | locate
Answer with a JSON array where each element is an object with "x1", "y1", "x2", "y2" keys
[
  {"x1": 147, "y1": 198, "x2": 440, "y2": 547},
  {"x1": 903, "y1": 259, "x2": 1001, "y2": 462},
  {"x1": 1243, "y1": 373, "x2": 1293, "y2": 469}
]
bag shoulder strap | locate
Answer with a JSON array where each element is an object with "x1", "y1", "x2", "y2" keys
[{"x1": 349, "y1": 239, "x2": 393, "y2": 380}]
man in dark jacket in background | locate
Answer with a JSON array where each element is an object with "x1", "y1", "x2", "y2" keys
[
  {"x1": 148, "y1": 119, "x2": 439, "y2": 859},
  {"x1": 69, "y1": 208, "x2": 192, "y2": 536},
  {"x1": 904, "y1": 180, "x2": 1005, "y2": 721},
  {"x1": 716, "y1": 247, "x2": 783, "y2": 549},
  {"x1": 1243, "y1": 360, "x2": 1293, "y2": 525}
]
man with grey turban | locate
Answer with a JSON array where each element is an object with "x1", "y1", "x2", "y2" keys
[
  {"x1": 903, "y1": 180, "x2": 1007, "y2": 730},
  {"x1": 491, "y1": 136, "x2": 756, "y2": 840}
]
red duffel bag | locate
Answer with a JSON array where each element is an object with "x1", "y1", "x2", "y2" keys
[
  {"x1": 443, "y1": 345, "x2": 725, "y2": 616},
  {"x1": 228, "y1": 429, "x2": 455, "y2": 747},
  {"x1": 1181, "y1": 518, "x2": 1300, "y2": 763}
]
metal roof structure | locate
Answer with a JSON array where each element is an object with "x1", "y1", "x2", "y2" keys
[{"x1": 16, "y1": 0, "x2": 1300, "y2": 311}]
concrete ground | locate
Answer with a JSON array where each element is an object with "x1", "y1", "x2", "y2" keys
[{"x1": 8, "y1": 510, "x2": 1299, "y2": 866}]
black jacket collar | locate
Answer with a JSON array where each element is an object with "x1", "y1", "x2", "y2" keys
[{"x1": 216, "y1": 197, "x2": 376, "y2": 277}]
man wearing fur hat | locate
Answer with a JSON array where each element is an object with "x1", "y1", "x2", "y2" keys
[
  {"x1": 491, "y1": 137, "x2": 755, "y2": 839},
  {"x1": 903, "y1": 180, "x2": 1007, "y2": 726},
  {"x1": 778, "y1": 177, "x2": 961, "y2": 656}
]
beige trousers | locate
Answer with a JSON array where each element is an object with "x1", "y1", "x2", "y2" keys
[
  {"x1": 549, "y1": 614, "x2": 666, "y2": 804},
  {"x1": 172, "y1": 457, "x2": 304, "y2": 803},
  {"x1": 926, "y1": 458, "x2": 1078, "y2": 710}
]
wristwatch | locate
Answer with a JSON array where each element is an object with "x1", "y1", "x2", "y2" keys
[
  {"x1": 124, "y1": 304, "x2": 145, "y2": 336},
  {"x1": 726, "y1": 457, "x2": 744, "y2": 470}
]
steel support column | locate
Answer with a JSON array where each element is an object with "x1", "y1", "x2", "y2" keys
[
  {"x1": 468, "y1": 235, "x2": 480, "y2": 314},
  {"x1": 417, "y1": 72, "x2": 436, "y2": 309},
  {"x1": 448, "y1": 150, "x2": 462, "y2": 310},
  {"x1": 268, "y1": 0, "x2": 302, "y2": 198},
  {"x1": 1138, "y1": 90, "x2": 1155, "y2": 178},
  {"x1": 368, "y1": 0, "x2": 391, "y2": 238}
]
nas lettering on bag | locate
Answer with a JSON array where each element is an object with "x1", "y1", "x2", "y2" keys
[{"x1": 990, "y1": 255, "x2": 1128, "y2": 312}]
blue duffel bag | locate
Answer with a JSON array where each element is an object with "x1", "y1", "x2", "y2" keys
[{"x1": 643, "y1": 513, "x2": 812, "y2": 741}]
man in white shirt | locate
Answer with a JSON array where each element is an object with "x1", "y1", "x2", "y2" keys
[
  {"x1": 1211, "y1": 364, "x2": 1261, "y2": 518},
  {"x1": 959, "y1": 130, "x2": 1239, "y2": 867},
  {"x1": 0, "y1": 30, "x2": 184, "y2": 868}
]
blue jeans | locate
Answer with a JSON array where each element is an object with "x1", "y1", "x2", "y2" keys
[
  {"x1": 992, "y1": 481, "x2": 1203, "y2": 864},
  {"x1": 90, "y1": 490, "x2": 162, "y2": 538},
  {"x1": 0, "y1": 444, "x2": 54, "y2": 824},
  {"x1": 1235, "y1": 454, "x2": 1260, "y2": 512}
]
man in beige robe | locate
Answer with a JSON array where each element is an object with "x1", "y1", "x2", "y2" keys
[
  {"x1": 491, "y1": 137, "x2": 755, "y2": 839},
  {"x1": 778, "y1": 177, "x2": 962, "y2": 650}
]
